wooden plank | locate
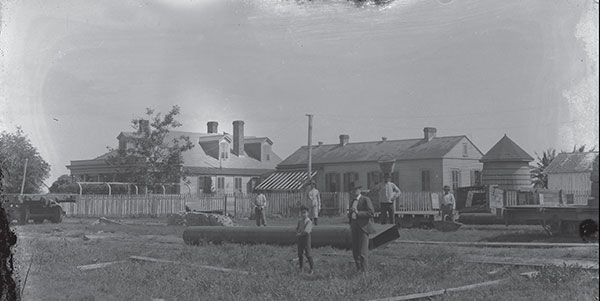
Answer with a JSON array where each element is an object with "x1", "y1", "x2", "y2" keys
[
  {"x1": 369, "y1": 278, "x2": 509, "y2": 301},
  {"x1": 129, "y1": 256, "x2": 249, "y2": 275},
  {"x1": 77, "y1": 260, "x2": 127, "y2": 271},
  {"x1": 465, "y1": 257, "x2": 599, "y2": 270},
  {"x1": 393, "y1": 240, "x2": 599, "y2": 248}
]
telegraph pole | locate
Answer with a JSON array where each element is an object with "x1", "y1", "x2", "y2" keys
[
  {"x1": 306, "y1": 114, "x2": 313, "y2": 183},
  {"x1": 20, "y1": 158, "x2": 28, "y2": 195}
]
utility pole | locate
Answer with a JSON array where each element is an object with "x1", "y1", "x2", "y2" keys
[
  {"x1": 306, "y1": 114, "x2": 313, "y2": 183},
  {"x1": 20, "y1": 158, "x2": 28, "y2": 195}
]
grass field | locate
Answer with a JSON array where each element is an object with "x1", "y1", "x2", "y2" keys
[{"x1": 11, "y1": 216, "x2": 600, "y2": 301}]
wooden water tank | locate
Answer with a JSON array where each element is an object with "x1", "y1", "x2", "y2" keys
[{"x1": 480, "y1": 135, "x2": 534, "y2": 191}]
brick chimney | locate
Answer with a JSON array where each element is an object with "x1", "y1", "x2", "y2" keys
[
  {"x1": 423, "y1": 127, "x2": 437, "y2": 142},
  {"x1": 207, "y1": 121, "x2": 218, "y2": 134},
  {"x1": 138, "y1": 119, "x2": 150, "y2": 135},
  {"x1": 233, "y1": 120, "x2": 245, "y2": 156},
  {"x1": 339, "y1": 134, "x2": 349, "y2": 146}
]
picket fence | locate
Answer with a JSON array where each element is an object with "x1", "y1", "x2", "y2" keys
[
  {"x1": 61, "y1": 194, "x2": 188, "y2": 218},
  {"x1": 60, "y1": 191, "x2": 446, "y2": 218}
]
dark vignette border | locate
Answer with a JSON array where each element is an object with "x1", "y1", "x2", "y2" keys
[{"x1": 0, "y1": 168, "x2": 20, "y2": 301}]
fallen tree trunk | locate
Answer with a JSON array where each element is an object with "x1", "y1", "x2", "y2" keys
[{"x1": 182, "y1": 225, "x2": 400, "y2": 250}]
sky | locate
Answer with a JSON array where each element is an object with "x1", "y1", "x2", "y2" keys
[{"x1": 0, "y1": 0, "x2": 598, "y2": 186}]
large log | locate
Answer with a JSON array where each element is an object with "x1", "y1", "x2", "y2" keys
[{"x1": 182, "y1": 224, "x2": 399, "y2": 250}]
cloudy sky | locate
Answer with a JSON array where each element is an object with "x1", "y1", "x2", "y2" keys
[{"x1": 0, "y1": 0, "x2": 598, "y2": 185}]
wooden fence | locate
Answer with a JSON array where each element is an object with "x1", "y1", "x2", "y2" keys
[
  {"x1": 60, "y1": 191, "x2": 445, "y2": 218},
  {"x1": 61, "y1": 194, "x2": 188, "y2": 218},
  {"x1": 503, "y1": 189, "x2": 591, "y2": 207}
]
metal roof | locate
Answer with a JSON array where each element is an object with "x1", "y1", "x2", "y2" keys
[
  {"x1": 255, "y1": 170, "x2": 318, "y2": 191},
  {"x1": 480, "y1": 135, "x2": 533, "y2": 162},
  {"x1": 544, "y1": 152, "x2": 599, "y2": 174}
]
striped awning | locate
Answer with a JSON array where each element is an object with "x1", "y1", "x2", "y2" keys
[{"x1": 255, "y1": 170, "x2": 318, "y2": 191}]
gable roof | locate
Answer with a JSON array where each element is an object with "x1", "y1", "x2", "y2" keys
[
  {"x1": 480, "y1": 135, "x2": 533, "y2": 162},
  {"x1": 544, "y1": 152, "x2": 599, "y2": 174},
  {"x1": 278, "y1": 135, "x2": 480, "y2": 167}
]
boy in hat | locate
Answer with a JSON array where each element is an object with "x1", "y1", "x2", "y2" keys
[
  {"x1": 441, "y1": 185, "x2": 456, "y2": 221},
  {"x1": 296, "y1": 205, "x2": 315, "y2": 274}
]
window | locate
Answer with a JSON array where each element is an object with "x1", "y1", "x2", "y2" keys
[
  {"x1": 462, "y1": 143, "x2": 468, "y2": 157},
  {"x1": 234, "y1": 177, "x2": 243, "y2": 191},
  {"x1": 198, "y1": 176, "x2": 213, "y2": 193},
  {"x1": 451, "y1": 170, "x2": 461, "y2": 191},
  {"x1": 217, "y1": 177, "x2": 225, "y2": 190},
  {"x1": 367, "y1": 171, "x2": 383, "y2": 189},
  {"x1": 421, "y1": 170, "x2": 431, "y2": 191},
  {"x1": 343, "y1": 172, "x2": 359, "y2": 192},
  {"x1": 325, "y1": 173, "x2": 341, "y2": 192},
  {"x1": 262, "y1": 144, "x2": 270, "y2": 161},
  {"x1": 470, "y1": 170, "x2": 482, "y2": 186},
  {"x1": 220, "y1": 142, "x2": 229, "y2": 160}
]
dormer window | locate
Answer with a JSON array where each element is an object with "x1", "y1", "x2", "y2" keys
[
  {"x1": 262, "y1": 144, "x2": 270, "y2": 161},
  {"x1": 220, "y1": 141, "x2": 229, "y2": 160}
]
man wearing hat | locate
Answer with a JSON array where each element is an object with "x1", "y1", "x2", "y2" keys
[
  {"x1": 441, "y1": 185, "x2": 456, "y2": 222},
  {"x1": 377, "y1": 174, "x2": 401, "y2": 225},
  {"x1": 348, "y1": 184, "x2": 376, "y2": 273},
  {"x1": 307, "y1": 181, "x2": 322, "y2": 225}
]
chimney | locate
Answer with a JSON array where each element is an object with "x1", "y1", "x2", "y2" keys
[
  {"x1": 207, "y1": 121, "x2": 218, "y2": 134},
  {"x1": 138, "y1": 119, "x2": 150, "y2": 135},
  {"x1": 381, "y1": 137, "x2": 387, "y2": 142},
  {"x1": 339, "y1": 134, "x2": 349, "y2": 146},
  {"x1": 233, "y1": 120, "x2": 245, "y2": 156},
  {"x1": 423, "y1": 127, "x2": 437, "y2": 142}
]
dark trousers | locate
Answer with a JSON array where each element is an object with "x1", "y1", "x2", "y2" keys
[
  {"x1": 255, "y1": 207, "x2": 266, "y2": 226},
  {"x1": 379, "y1": 202, "x2": 395, "y2": 225},
  {"x1": 350, "y1": 220, "x2": 369, "y2": 272},
  {"x1": 441, "y1": 204, "x2": 453, "y2": 221},
  {"x1": 297, "y1": 235, "x2": 314, "y2": 270}
]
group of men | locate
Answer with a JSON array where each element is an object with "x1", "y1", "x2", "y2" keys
[{"x1": 253, "y1": 175, "x2": 456, "y2": 274}]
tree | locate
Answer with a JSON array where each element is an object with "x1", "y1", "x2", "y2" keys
[
  {"x1": 106, "y1": 106, "x2": 194, "y2": 191},
  {"x1": 0, "y1": 127, "x2": 51, "y2": 193},
  {"x1": 531, "y1": 148, "x2": 556, "y2": 189}
]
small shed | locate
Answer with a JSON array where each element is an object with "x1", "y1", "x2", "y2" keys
[
  {"x1": 480, "y1": 135, "x2": 533, "y2": 190},
  {"x1": 544, "y1": 151, "x2": 598, "y2": 193}
]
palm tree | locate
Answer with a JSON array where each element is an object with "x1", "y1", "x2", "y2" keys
[
  {"x1": 571, "y1": 144, "x2": 597, "y2": 153},
  {"x1": 531, "y1": 148, "x2": 557, "y2": 188}
]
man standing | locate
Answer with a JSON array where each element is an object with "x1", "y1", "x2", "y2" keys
[
  {"x1": 348, "y1": 185, "x2": 376, "y2": 273},
  {"x1": 377, "y1": 174, "x2": 401, "y2": 225},
  {"x1": 253, "y1": 190, "x2": 267, "y2": 226},
  {"x1": 307, "y1": 182, "x2": 321, "y2": 226},
  {"x1": 441, "y1": 185, "x2": 456, "y2": 222}
]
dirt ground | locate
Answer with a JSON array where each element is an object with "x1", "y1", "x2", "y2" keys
[{"x1": 9, "y1": 216, "x2": 600, "y2": 300}]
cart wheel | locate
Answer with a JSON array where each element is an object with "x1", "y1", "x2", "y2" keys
[{"x1": 49, "y1": 206, "x2": 63, "y2": 223}]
